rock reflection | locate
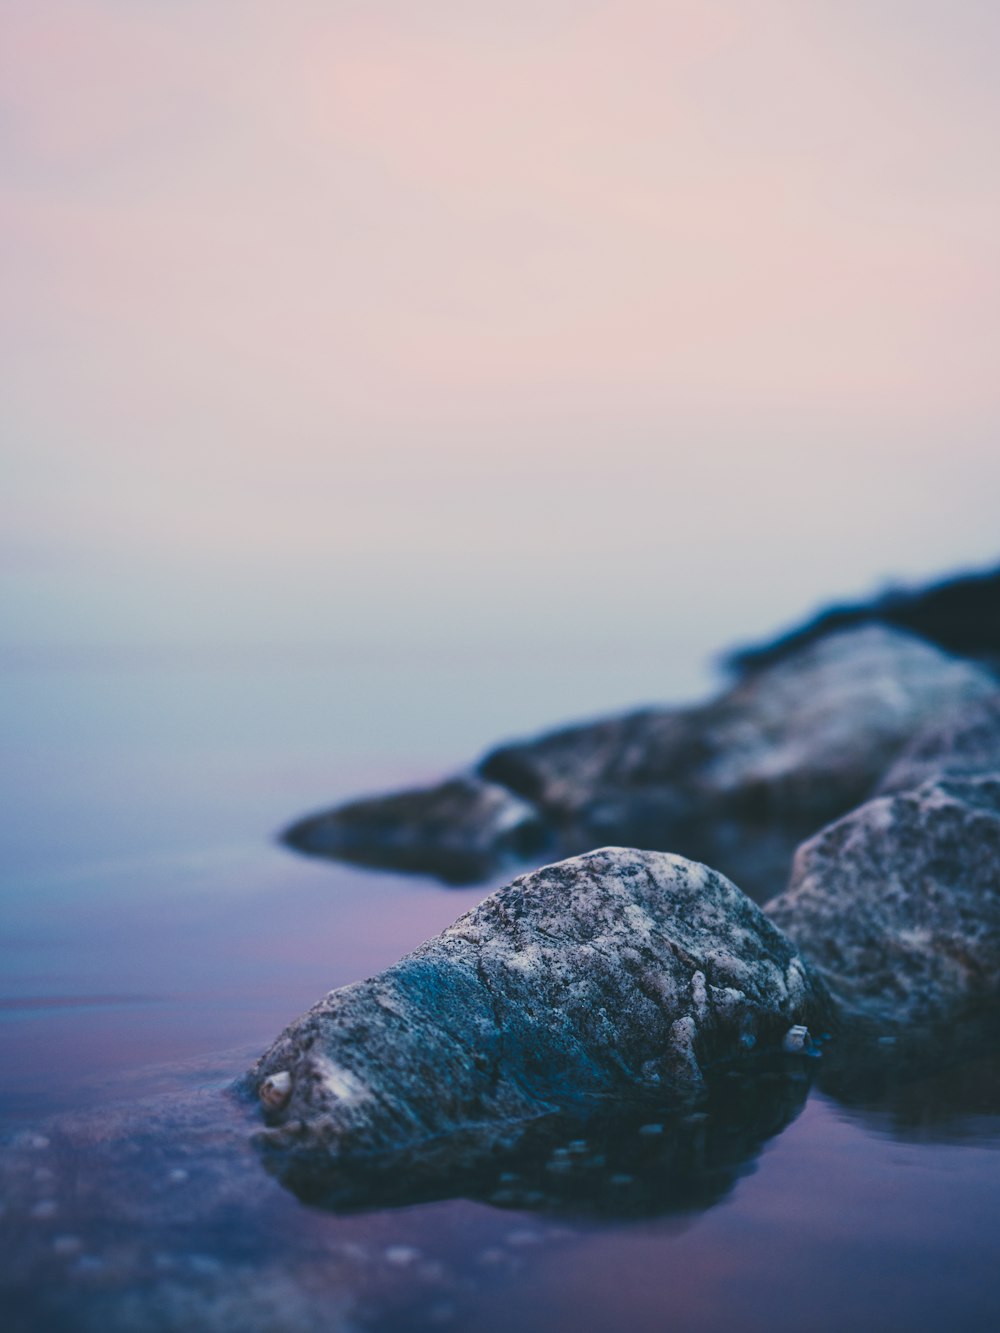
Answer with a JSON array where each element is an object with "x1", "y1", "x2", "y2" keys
[
  {"x1": 266, "y1": 1053, "x2": 815, "y2": 1220},
  {"x1": 8, "y1": 1034, "x2": 1000, "y2": 1333},
  {"x1": 819, "y1": 1011, "x2": 1000, "y2": 1144},
  {"x1": 0, "y1": 1053, "x2": 815, "y2": 1333}
]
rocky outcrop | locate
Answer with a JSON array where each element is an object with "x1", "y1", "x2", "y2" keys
[
  {"x1": 766, "y1": 776, "x2": 1000, "y2": 1028},
  {"x1": 877, "y1": 693, "x2": 1000, "y2": 795},
  {"x1": 480, "y1": 626, "x2": 994, "y2": 898},
  {"x1": 243, "y1": 848, "x2": 827, "y2": 1201},
  {"x1": 725, "y1": 563, "x2": 1000, "y2": 676},
  {"x1": 283, "y1": 776, "x2": 549, "y2": 885},
  {"x1": 284, "y1": 627, "x2": 995, "y2": 896}
]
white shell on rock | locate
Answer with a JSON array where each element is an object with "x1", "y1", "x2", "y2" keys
[
  {"x1": 782, "y1": 1024, "x2": 812, "y2": 1053},
  {"x1": 259, "y1": 1070, "x2": 292, "y2": 1110}
]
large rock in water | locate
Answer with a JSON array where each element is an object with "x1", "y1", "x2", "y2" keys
[
  {"x1": 244, "y1": 848, "x2": 826, "y2": 1199},
  {"x1": 766, "y1": 776, "x2": 1000, "y2": 1028},
  {"x1": 481, "y1": 626, "x2": 995, "y2": 898},
  {"x1": 284, "y1": 626, "x2": 995, "y2": 897}
]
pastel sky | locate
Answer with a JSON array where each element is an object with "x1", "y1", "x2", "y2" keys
[{"x1": 3, "y1": 1, "x2": 1000, "y2": 676}]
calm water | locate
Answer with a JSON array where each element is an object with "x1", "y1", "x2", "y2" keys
[{"x1": 3, "y1": 651, "x2": 1000, "y2": 1331}]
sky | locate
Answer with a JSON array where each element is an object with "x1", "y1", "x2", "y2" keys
[{"x1": 3, "y1": 0, "x2": 1000, "y2": 677}]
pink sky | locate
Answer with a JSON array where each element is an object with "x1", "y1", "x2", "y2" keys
[{"x1": 3, "y1": 1, "x2": 1000, "y2": 668}]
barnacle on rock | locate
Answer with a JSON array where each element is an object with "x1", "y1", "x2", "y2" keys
[{"x1": 259, "y1": 1070, "x2": 292, "y2": 1111}]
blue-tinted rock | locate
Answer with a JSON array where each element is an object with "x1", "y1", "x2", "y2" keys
[{"x1": 244, "y1": 848, "x2": 827, "y2": 1197}]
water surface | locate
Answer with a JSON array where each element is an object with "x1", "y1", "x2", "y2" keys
[{"x1": 3, "y1": 651, "x2": 1000, "y2": 1331}]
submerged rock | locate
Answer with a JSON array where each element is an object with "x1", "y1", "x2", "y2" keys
[
  {"x1": 243, "y1": 848, "x2": 826, "y2": 1200},
  {"x1": 877, "y1": 693, "x2": 1000, "y2": 795},
  {"x1": 766, "y1": 776, "x2": 1000, "y2": 1028},
  {"x1": 725, "y1": 562, "x2": 1000, "y2": 676},
  {"x1": 282, "y1": 775, "x2": 549, "y2": 885}
]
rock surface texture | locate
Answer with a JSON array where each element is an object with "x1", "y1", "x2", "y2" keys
[
  {"x1": 283, "y1": 776, "x2": 548, "y2": 884},
  {"x1": 245, "y1": 848, "x2": 826, "y2": 1197},
  {"x1": 480, "y1": 626, "x2": 994, "y2": 897},
  {"x1": 285, "y1": 627, "x2": 995, "y2": 895},
  {"x1": 766, "y1": 776, "x2": 1000, "y2": 1028},
  {"x1": 877, "y1": 693, "x2": 1000, "y2": 795}
]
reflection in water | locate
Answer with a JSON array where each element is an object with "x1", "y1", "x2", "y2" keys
[
  {"x1": 5, "y1": 654, "x2": 1000, "y2": 1330},
  {"x1": 268, "y1": 1054, "x2": 814, "y2": 1220},
  {"x1": 819, "y1": 1010, "x2": 1000, "y2": 1144},
  {"x1": 0, "y1": 1052, "x2": 813, "y2": 1333},
  {"x1": 5, "y1": 1037, "x2": 1000, "y2": 1333}
]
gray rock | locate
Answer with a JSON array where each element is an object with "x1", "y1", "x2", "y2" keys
[
  {"x1": 766, "y1": 776, "x2": 1000, "y2": 1028},
  {"x1": 244, "y1": 848, "x2": 826, "y2": 1197},
  {"x1": 482, "y1": 627, "x2": 995, "y2": 898},
  {"x1": 282, "y1": 775, "x2": 549, "y2": 885},
  {"x1": 877, "y1": 693, "x2": 1000, "y2": 795},
  {"x1": 283, "y1": 626, "x2": 994, "y2": 897},
  {"x1": 481, "y1": 707, "x2": 699, "y2": 823}
]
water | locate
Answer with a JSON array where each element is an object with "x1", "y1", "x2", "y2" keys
[{"x1": 3, "y1": 650, "x2": 1000, "y2": 1331}]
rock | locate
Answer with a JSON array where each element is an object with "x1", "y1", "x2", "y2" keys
[
  {"x1": 766, "y1": 776, "x2": 1000, "y2": 1028},
  {"x1": 725, "y1": 562, "x2": 1000, "y2": 677},
  {"x1": 282, "y1": 775, "x2": 549, "y2": 885},
  {"x1": 877, "y1": 693, "x2": 1000, "y2": 795},
  {"x1": 481, "y1": 627, "x2": 995, "y2": 898},
  {"x1": 481, "y1": 707, "x2": 699, "y2": 824},
  {"x1": 243, "y1": 848, "x2": 826, "y2": 1200},
  {"x1": 283, "y1": 626, "x2": 993, "y2": 896}
]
